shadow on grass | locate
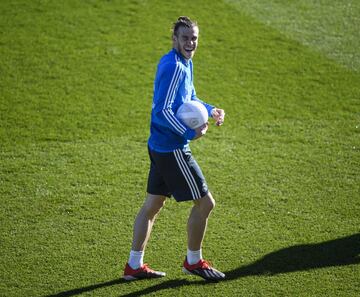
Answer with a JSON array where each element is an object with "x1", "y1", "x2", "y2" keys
[
  {"x1": 44, "y1": 278, "x2": 128, "y2": 297},
  {"x1": 45, "y1": 233, "x2": 359, "y2": 297}
]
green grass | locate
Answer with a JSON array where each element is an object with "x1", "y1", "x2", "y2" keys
[
  {"x1": 226, "y1": 0, "x2": 360, "y2": 72},
  {"x1": 1, "y1": 0, "x2": 359, "y2": 296}
]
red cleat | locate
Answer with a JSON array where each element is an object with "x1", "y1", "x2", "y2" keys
[
  {"x1": 183, "y1": 257, "x2": 225, "y2": 281},
  {"x1": 123, "y1": 263, "x2": 166, "y2": 281}
]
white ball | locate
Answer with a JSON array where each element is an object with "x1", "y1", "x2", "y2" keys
[{"x1": 176, "y1": 101, "x2": 208, "y2": 129}]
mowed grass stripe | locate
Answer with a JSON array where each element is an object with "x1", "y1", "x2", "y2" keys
[{"x1": 225, "y1": 0, "x2": 360, "y2": 71}]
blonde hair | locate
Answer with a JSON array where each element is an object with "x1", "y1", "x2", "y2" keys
[{"x1": 172, "y1": 16, "x2": 198, "y2": 36}]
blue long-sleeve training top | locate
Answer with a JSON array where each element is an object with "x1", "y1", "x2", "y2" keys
[{"x1": 148, "y1": 49, "x2": 214, "y2": 152}]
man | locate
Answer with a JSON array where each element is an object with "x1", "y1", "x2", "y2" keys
[{"x1": 123, "y1": 16, "x2": 226, "y2": 281}]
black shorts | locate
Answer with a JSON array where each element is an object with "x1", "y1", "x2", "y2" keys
[{"x1": 147, "y1": 146, "x2": 209, "y2": 202}]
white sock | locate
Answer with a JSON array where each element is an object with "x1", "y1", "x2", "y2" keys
[
  {"x1": 187, "y1": 248, "x2": 202, "y2": 265},
  {"x1": 128, "y1": 250, "x2": 144, "y2": 269}
]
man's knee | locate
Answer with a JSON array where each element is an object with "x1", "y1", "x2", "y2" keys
[
  {"x1": 195, "y1": 192, "x2": 215, "y2": 216},
  {"x1": 142, "y1": 194, "x2": 166, "y2": 218}
]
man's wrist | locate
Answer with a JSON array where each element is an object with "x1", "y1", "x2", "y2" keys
[{"x1": 211, "y1": 107, "x2": 217, "y2": 117}]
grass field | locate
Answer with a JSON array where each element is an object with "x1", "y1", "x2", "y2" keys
[{"x1": 1, "y1": 0, "x2": 359, "y2": 296}]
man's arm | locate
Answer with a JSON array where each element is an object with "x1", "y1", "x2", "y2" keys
[
  {"x1": 191, "y1": 82, "x2": 225, "y2": 126},
  {"x1": 153, "y1": 61, "x2": 196, "y2": 140}
]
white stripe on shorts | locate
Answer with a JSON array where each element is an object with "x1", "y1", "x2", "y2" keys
[{"x1": 173, "y1": 149, "x2": 201, "y2": 200}]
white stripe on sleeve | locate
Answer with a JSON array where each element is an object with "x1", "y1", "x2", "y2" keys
[{"x1": 162, "y1": 58, "x2": 187, "y2": 134}]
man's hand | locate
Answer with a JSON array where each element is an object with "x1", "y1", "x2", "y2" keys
[
  {"x1": 193, "y1": 122, "x2": 209, "y2": 140},
  {"x1": 211, "y1": 108, "x2": 225, "y2": 126}
]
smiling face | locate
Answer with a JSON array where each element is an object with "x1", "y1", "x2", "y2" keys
[{"x1": 172, "y1": 25, "x2": 199, "y2": 61}]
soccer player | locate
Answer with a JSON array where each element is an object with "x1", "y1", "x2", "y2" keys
[{"x1": 123, "y1": 16, "x2": 226, "y2": 281}]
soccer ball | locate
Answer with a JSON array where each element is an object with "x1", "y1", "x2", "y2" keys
[{"x1": 176, "y1": 101, "x2": 208, "y2": 129}]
